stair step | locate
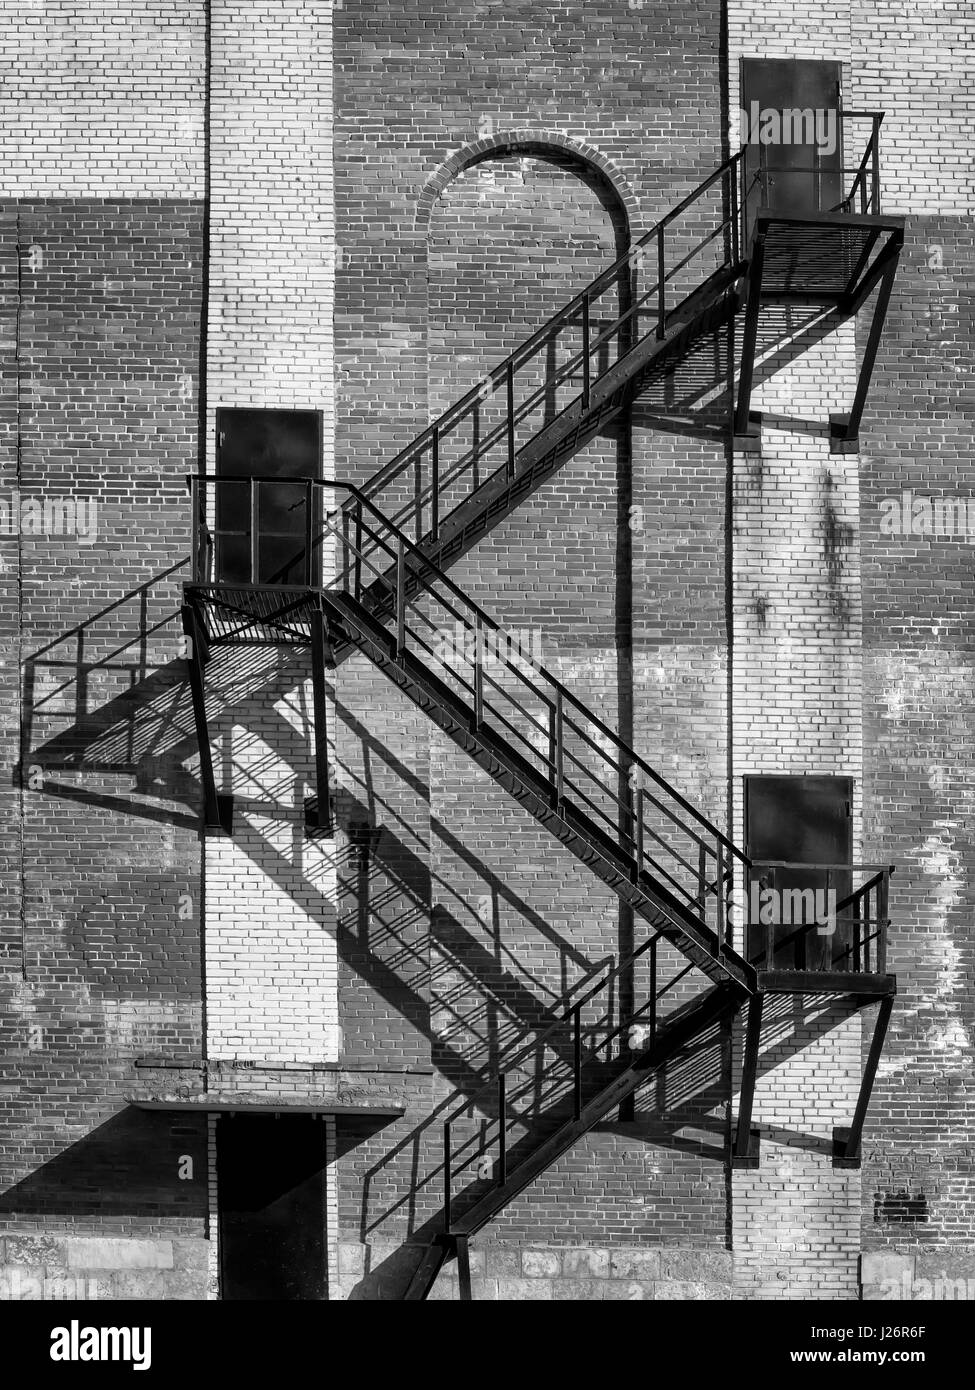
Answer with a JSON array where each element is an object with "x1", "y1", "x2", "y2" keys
[
  {"x1": 449, "y1": 981, "x2": 743, "y2": 1238},
  {"x1": 321, "y1": 588, "x2": 754, "y2": 992}
]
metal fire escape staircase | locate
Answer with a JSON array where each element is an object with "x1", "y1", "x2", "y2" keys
[{"x1": 180, "y1": 119, "x2": 902, "y2": 1297}]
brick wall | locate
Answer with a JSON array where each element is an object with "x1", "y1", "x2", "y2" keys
[
  {"x1": 330, "y1": 0, "x2": 734, "y2": 1287},
  {"x1": 0, "y1": 0, "x2": 210, "y2": 1298}
]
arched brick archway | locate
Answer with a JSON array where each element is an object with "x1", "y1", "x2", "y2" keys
[{"x1": 415, "y1": 129, "x2": 639, "y2": 240}]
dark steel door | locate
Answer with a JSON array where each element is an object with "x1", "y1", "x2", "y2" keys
[
  {"x1": 215, "y1": 408, "x2": 322, "y2": 585},
  {"x1": 744, "y1": 775, "x2": 852, "y2": 970},
  {"x1": 741, "y1": 59, "x2": 843, "y2": 234},
  {"x1": 217, "y1": 1113, "x2": 327, "y2": 1300}
]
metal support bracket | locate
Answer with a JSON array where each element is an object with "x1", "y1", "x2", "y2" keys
[
  {"x1": 456, "y1": 1234, "x2": 472, "y2": 1301},
  {"x1": 733, "y1": 228, "x2": 767, "y2": 448},
  {"x1": 833, "y1": 994, "x2": 894, "y2": 1168},
  {"x1": 830, "y1": 233, "x2": 903, "y2": 454},
  {"x1": 181, "y1": 602, "x2": 232, "y2": 834},
  {"x1": 733, "y1": 993, "x2": 764, "y2": 1168}
]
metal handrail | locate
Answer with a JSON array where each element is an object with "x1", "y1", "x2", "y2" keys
[
  {"x1": 745, "y1": 861, "x2": 892, "y2": 973},
  {"x1": 441, "y1": 930, "x2": 703, "y2": 1229},
  {"x1": 340, "y1": 115, "x2": 884, "y2": 544},
  {"x1": 188, "y1": 472, "x2": 751, "y2": 885}
]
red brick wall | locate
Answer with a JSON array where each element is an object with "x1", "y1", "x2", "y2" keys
[
  {"x1": 0, "y1": 199, "x2": 208, "y2": 1294},
  {"x1": 332, "y1": 0, "x2": 732, "y2": 1267}
]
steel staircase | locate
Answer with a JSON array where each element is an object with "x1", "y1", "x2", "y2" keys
[
  {"x1": 175, "y1": 118, "x2": 904, "y2": 1296},
  {"x1": 403, "y1": 949, "x2": 745, "y2": 1300}
]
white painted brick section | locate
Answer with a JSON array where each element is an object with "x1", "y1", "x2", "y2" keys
[
  {"x1": 727, "y1": 5, "x2": 868, "y2": 1298},
  {"x1": 0, "y1": 0, "x2": 205, "y2": 197},
  {"x1": 203, "y1": 650, "x2": 340, "y2": 1064},
  {"x1": 201, "y1": 5, "x2": 338, "y2": 1066},
  {"x1": 205, "y1": 1, "x2": 335, "y2": 465},
  {"x1": 728, "y1": 0, "x2": 975, "y2": 215}
]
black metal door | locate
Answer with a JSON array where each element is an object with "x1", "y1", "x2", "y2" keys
[
  {"x1": 741, "y1": 59, "x2": 843, "y2": 234},
  {"x1": 214, "y1": 408, "x2": 322, "y2": 585},
  {"x1": 744, "y1": 775, "x2": 852, "y2": 970},
  {"x1": 217, "y1": 1113, "x2": 327, "y2": 1300}
]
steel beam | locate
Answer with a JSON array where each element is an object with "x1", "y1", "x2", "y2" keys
[
  {"x1": 456, "y1": 1234, "x2": 472, "y2": 1301},
  {"x1": 834, "y1": 994, "x2": 894, "y2": 1167},
  {"x1": 733, "y1": 993, "x2": 764, "y2": 1167},
  {"x1": 180, "y1": 602, "x2": 231, "y2": 833},
  {"x1": 830, "y1": 233, "x2": 903, "y2": 453}
]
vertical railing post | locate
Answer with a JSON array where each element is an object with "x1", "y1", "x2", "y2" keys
[
  {"x1": 549, "y1": 691, "x2": 564, "y2": 810},
  {"x1": 823, "y1": 867, "x2": 832, "y2": 971},
  {"x1": 443, "y1": 1121, "x2": 451, "y2": 1233},
  {"x1": 304, "y1": 478, "x2": 314, "y2": 586},
  {"x1": 414, "y1": 450, "x2": 423, "y2": 542},
  {"x1": 871, "y1": 115, "x2": 881, "y2": 213},
  {"x1": 573, "y1": 1005, "x2": 582, "y2": 1121},
  {"x1": 353, "y1": 500, "x2": 363, "y2": 601},
  {"x1": 877, "y1": 870, "x2": 888, "y2": 974},
  {"x1": 497, "y1": 1075, "x2": 506, "y2": 1187},
  {"x1": 730, "y1": 160, "x2": 740, "y2": 266},
  {"x1": 190, "y1": 476, "x2": 201, "y2": 583},
  {"x1": 581, "y1": 292, "x2": 591, "y2": 409},
  {"x1": 396, "y1": 538, "x2": 406, "y2": 657},
  {"x1": 632, "y1": 782, "x2": 644, "y2": 884},
  {"x1": 472, "y1": 616, "x2": 484, "y2": 728},
  {"x1": 249, "y1": 478, "x2": 259, "y2": 584},
  {"x1": 656, "y1": 226, "x2": 666, "y2": 339},
  {"x1": 649, "y1": 937, "x2": 657, "y2": 1047},
  {"x1": 716, "y1": 842, "x2": 726, "y2": 951},
  {"x1": 863, "y1": 873, "x2": 871, "y2": 973},
  {"x1": 697, "y1": 842, "x2": 707, "y2": 915},
  {"x1": 341, "y1": 506, "x2": 350, "y2": 595},
  {"x1": 506, "y1": 360, "x2": 515, "y2": 480},
  {"x1": 764, "y1": 866, "x2": 775, "y2": 969},
  {"x1": 430, "y1": 425, "x2": 440, "y2": 541}
]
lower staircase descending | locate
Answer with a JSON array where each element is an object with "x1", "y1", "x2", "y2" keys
[{"x1": 403, "y1": 943, "x2": 746, "y2": 1300}]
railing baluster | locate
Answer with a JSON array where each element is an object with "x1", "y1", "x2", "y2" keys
[
  {"x1": 656, "y1": 226, "x2": 666, "y2": 339},
  {"x1": 497, "y1": 1075, "x2": 506, "y2": 1186},
  {"x1": 443, "y1": 1121, "x2": 451, "y2": 1233},
  {"x1": 396, "y1": 538, "x2": 406, "y2": 657},
  {"x1": 190, "y1": 476, "x2": 201, "y2": 583},
  {"x1": 877, "y1": 871, "x2": 888, "y2": 974},
  {"x1": 353, "y1": 500, "x2": 363, "y2": 600},
  {"x1": 414, "y1": 451, "x2": 422, "y2": 542},
  {"x1": 633, "y1": 783, "x2": 644, "y2": 884},
  {"x1": 650, "y1": 937, "x2": 657, "y2": 1047},
  {"x1": 473, "y1": 615, "x2": 484, "y2": 727},
  {"x1": 864, "y1": 874, "x2": 871, "y2": 973},
  {"x1": 341, "y1": 506, "x2": 350, "y2": 594},
  {"x1": 431, "y1": 425, "x2": 439, "y2": 541},
  {"x1": 573, "y1": 1005, "x2": 582, "y2": 1121},
  {"x1": 304, "y1": 478, "x2": 314, "y2": 586},
  {"x1": 716, "y1": 843, "x2": 726, "y2": 951},
  {"x1": 871, "y1": 115, "x2": 881, "y2": 212},
  {"x1": 764, "y1": 867, "x2": 775, "y2": 970},
  {"x1": 506, "y1": 360, "x2": 516, "y2": 480},
  {"x1": 824, "y1": 867, "x2": 832, "y2": 970},
  {"x1": 249, "y1": 478, "x2": 259, "y2": 584},
  {"x1": 581, "y1": 292, "x2": 591, "y2": 409},
  {"x1": 697, "y1": 841, "x2": 707, "y2": 915},
  {"x1": 552, "y1": 691, "x2": 564, "y2": 810}
]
